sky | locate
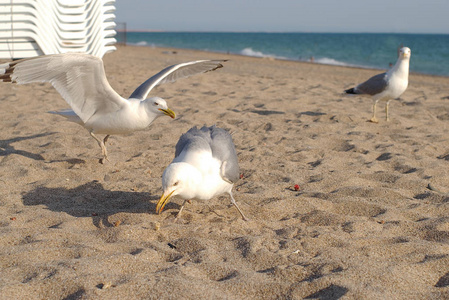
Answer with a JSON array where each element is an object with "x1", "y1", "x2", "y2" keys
[{"x1": 114, "y1": 0, "x2": 449, "y2": 34}]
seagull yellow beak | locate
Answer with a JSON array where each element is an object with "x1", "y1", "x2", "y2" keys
[
  {"x1": 156, "y1": 190, "x2": 175, "y2": 214},
  {"x1": 159, "y1": 108, "x2": 176, "y2": 119}
]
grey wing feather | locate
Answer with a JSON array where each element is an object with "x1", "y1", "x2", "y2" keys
[
  {"x1": 208, "y1": 126, "x2": 240, "y2": 183},
  {"x1": 174, "y1": 125, "x2": 240, "y2": 183},
  {"x1": 174, "y1": 126, "x2": 211, "y2": 158},
  {"x1": 175, "y1": 126, "x2": 199, "y2": 157},
  {"x1": 355, "y1": 72, "x2": 388, "y2": 95},
  {"x1": 129, "y1": 60, "x2": 226, "y2": 100}
]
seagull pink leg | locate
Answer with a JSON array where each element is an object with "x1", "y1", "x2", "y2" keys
[
  {"x1": 175, "y1": 199, "x2": 192, "y2": 221},
  {"x1": 90, "y1": 131, "x2": 109, "y2": 164},
  {"x1": 385, "y1": 100, "x2": 391, "y2": 121},
  {"x1": 370, "y1": 100, "x2": 379, "y2": 123},
  {"x1": 229, "y1": 191, "x2": 249, "y2": 221}
]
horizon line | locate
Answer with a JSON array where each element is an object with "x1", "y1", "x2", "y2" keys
[{"x1": 116, "y1": 29, "x2": 449, "y2": 35}]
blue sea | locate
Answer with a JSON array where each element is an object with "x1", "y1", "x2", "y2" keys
[{"x1": 120, "y1": 32, "x2": 449, "y2": 77}]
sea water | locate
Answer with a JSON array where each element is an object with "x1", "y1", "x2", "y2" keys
[{"x1": 121, "y1": 32, "x2": 449, "y2": 76}]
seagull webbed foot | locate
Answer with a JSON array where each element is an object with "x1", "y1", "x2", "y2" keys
[
  {"x1": 369, "y1": 117, "x2": 379, "y2": 123},
  {"x1": 99, "y1": 156, "x2": 110, "y2": 164}
]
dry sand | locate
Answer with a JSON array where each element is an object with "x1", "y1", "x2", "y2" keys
[{"x1": 1, "y1": 44, "x2": 449, "y2": 299}]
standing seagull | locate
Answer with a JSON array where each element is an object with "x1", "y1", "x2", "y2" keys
[
  {"x1": 345, "y1": 47, "x2": 411, "y2": 123},
  {"x1": 0, "y1": 53, "x2": 226, "y2": 163},
  {"x1": 156, "y1": 125, "x2": 248, "y2": 221}
]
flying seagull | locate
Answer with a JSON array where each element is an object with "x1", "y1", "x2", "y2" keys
[
  {"x1": 0, "y1": 53, "x2": 226, "y2": 163},
  {"x1": 345, "y1": 47, "x2": 411, "y2": 123},
  {"x1": 156, "y1": 125, "x2": 248, "y2": 221}
]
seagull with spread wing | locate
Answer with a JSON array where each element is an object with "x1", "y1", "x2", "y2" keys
[{"x1": 0, "y1": 53, "x2": 226, "y2": 163}]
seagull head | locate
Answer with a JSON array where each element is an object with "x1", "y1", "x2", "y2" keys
[
  {"x1": 156, "y1": 162, "x2": 202, "y2": 214},
  {"x1": 147, "y1": 97, "x2": 176, "y2": 119},
  {"x1": 399, "y1": 47, "x2": 411, "y2": 59}
]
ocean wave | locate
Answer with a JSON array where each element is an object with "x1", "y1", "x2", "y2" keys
[
  {"x1": 239, "y1": 48, "x2": 352, "y2": 67},
  {"x1": 312, "y1": 57, "x2": 382, "y2": 70},
  {"x1": 135, "y1": 41, "x2": 148, "y2": 46},
  {"x1": 239, "y1": 47, "x2": 284, "y2": 59},
  {"x1": 128, "y1": 41, "x2": 158, "y2": 48},
  {"x1": 314, "y1": 57, "x2": 352, "y2": 67}
]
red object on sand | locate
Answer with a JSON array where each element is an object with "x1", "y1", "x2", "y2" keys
[{"x1": 294, "y1": 184, "x2": 300, "y2": 191}]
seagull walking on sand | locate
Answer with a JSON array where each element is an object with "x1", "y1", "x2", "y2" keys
[
  {"x1": 0, "y1": 53, "x2": 226, "y2": 163},
  {"x1": 345, "y1": 47, "x2": 411, "y2": 123},
  {"x1": 156, "y1": 125, "x2": 248, "y2": 221}
]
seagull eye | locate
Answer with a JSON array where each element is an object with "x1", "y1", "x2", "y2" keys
[
  {"x1": 154, "y1": 102, "x2": 159, "y2": 106},
  {"x1": 173, "y1": 181, "x2": 179, "y2": 186}
]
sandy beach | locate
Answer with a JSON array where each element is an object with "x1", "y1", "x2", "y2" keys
[{"x1": 1, "y1": 44, "x2": 449, "y2": 299}]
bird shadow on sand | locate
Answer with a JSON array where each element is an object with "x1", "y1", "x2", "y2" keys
[
  {"x1": 0, "y1": 132, "x2": 56, "y2": 161},
  {"x1": 22, "y1": 181, "x2": 165, "y2": 228}
]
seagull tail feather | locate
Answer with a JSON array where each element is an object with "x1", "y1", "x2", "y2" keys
[{"x1": 345, "y1": 87, "x2": 357, "y2": 94}]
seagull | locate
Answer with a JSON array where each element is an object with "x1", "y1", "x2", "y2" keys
[
  {"x1": 0, "y1": 53, "x2": 226, "y2": 163},
  {"x1": 345, "y1": 47, "x2": 411, "y2": 123},
  {"x1": 156, "y1": 125, "x2": 248, "y2": 221}
]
